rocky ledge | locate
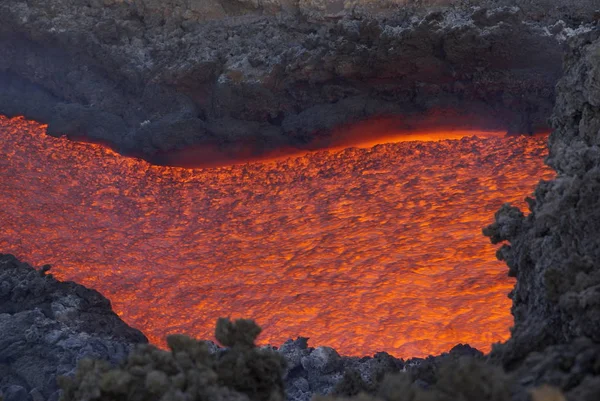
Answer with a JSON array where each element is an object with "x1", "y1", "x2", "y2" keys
[
  {"x1": 0, "y1": 0, "x2": 597, "y2": 164},
  {"x1": 483, "y1": 27, "x2": 600, "y2": 400},
  {"x1": 0, "y1": 254, "x2": 147, "y2": 401}
]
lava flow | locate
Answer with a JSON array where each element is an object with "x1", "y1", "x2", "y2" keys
[{"x1": 0, "y1": 115, "x2": 554, "y2": 358}]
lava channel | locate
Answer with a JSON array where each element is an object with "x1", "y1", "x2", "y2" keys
[{"x1": 0, "y1": 115, "x2": 554, "y2": 358}]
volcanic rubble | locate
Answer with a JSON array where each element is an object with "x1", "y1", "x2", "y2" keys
[
  {"x1": 0, "y1": 254, "x2": 146, "y2": 401},
  {"x1": 2, "y1": 1, "x2": 600, "y2": 401},
  {"x1": 0, "y1": 0, "x2": 598, "y2": 162}
]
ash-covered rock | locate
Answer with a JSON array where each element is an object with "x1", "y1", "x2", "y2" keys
[
  {"x1": 55, "y1": 314, "x2": 485, "y2": 401},
  {"x1": 482, "y1": 26, "x2": 600, "y2": 398},
  {"x1": 484, "y1": 27, "x2": 600, "y2": 366},
  {"x1": 314, "y1": 352, "x2": 512, "y2": 401},
  {"x1": 0, "y1": 1, "x2": 597, "y2": 163},
  {"x1": 0, "y1": 254, "x2": 147, "y2": 401}
]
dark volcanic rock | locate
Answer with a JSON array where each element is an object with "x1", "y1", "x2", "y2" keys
[
  {"x1": 510, "y1": 338, "x2": 600, "y2": 401},
  {"x1": 485, "y1": 28, "x2": 600, "y2": 367},
  {"x1": 0, "y1": 1, "x2": 596, "y2": 163},
  {"x1": 276, "y1": 338, "x2": 485, "y2": 400},
  {"x1": 2, "y1": 3, "x2": 600, "y2": 401},
  {"x1": 0, "y1": 254, "x2": 147, "y2": 400},
  {"x1": 483, "y1": 26, "x2": 600, "y2": 398}
]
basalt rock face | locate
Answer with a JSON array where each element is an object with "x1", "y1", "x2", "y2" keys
[
  {"x1": 483, "y1": 27, "x2": 600, "y2": 398},
  {"x1": 0, "y1": 254, "x2": 147, "y2": 401},
  {"x1": 0, "y1": 1, "x2": 596, "y2": 163}
]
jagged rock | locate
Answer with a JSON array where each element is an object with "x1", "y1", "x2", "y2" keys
[
  {"x1": 273, "y1": 339, "x2": 488, "y2": 400},
  {"x1": 28, "y1": 388, "x2": 44, "y2": 401},
  {"x1": 485, "y1": 28, "x2": 600, "y2": 368},
  {"x1": 0, "y1": 1, "x2": 597, "y2": 164},
  {"x1": 301, "y1": 347, "x2": 342, "y2": 375},
  {"x1": 314, "y1": 356, "x2": 513, "y2": 401},
  {"x1": 483, "y1": 26, "x2": 600, "y2": 399},
  {"x1": 47, "y1": 390, "x2": 62, "y2": 401},
  {"x1": 0, "y1": 254, "x2": 147, "y2": 399},
  {"x1": 509, "y1": 338, "x2": 600, "y2": 401},
  {"x1": 279, "y1": 337, "x2": 311, "y2": 379}
]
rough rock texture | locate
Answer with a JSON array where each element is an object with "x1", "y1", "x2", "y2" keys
[
  {"x1": 3, "y1": 3, "x2": 600, "y2": 401},
  {"x1": 278, "y1": 338, "x2": 397, "y2": 401},
  {"x1": 0, "y1": 1, "x2": 596, "y2": 164},
  {"x1": 510, "y1": 339, "x2": 600, "y2": 401},
  {"x1": 59, "y1": 318, "x2": 286, "y2": 401},
  {"x1": 315, "y1": 358, "x2": 513, "y2": 401},
  {"x1": 484, "y1": 28, "x2": 600, "y2": 365},
  {"x1": 482, "y1": 27, "x2": 600, "y2": 399},
  {"x1": 57, "y1": 316, "x2": 485, "y2": 401},
  {"x1": 0, "y1": 254, "x2": 147, "y2": 401},
  {"x1": 99, "y1": 1, "x2": 600, "y2": 24},
  {"x1": 277, "y1": 339, "x2": 481, "y2": 401},
  {"x1": 58, "y1": 331, "x2": 502, "y2": 401}
]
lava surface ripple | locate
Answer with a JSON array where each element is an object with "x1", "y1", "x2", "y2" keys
[{"x1": 0, "y1": 116, "x2": 554, "y2": 357}]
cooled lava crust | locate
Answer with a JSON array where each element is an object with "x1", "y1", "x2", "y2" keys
[{"x1": 0, "y1": 0, "x2": 598, "y2": 163}]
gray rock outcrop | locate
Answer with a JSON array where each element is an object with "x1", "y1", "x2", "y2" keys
[
  {"x1": 2, "y1": 2, "x2": 600, "y2": 401},
  {"x1": 485, "y1": 27, "x2": 600, "y2": 364},
  {"x1": 275, "y1": 338, "x2": 482, "y2": 401},
  {"x1": 1, "y1": 1, "x2": 597, "y2": 165},
  {"x1": 0, "y1": 254, "x2": 147, "y2": 401},
  {"x1": 483, "y1": 27, "x2": 600, "y2": 399}
]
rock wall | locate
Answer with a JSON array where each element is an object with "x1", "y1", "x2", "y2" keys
[
  {"x1": 483, "y1": 27, "x2": 600, "y2": 400},
  {"x1": 1, "y1": 1, "x2": 596, "y2": 164},
  {"x1": 0, "y1": 254, "x2": 147, "y2": 401},
  {"x1": 3, "y1": 3, "x2": 600, "y2": 401},
  {"x1": 484, "y1": 27, "x2": 600, "y2": 366},
  {"x1": 85, "y1": 1, "x2": 600, "y2": 24}
]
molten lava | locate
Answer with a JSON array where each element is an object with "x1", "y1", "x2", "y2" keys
[{"x1": 0, "y1": 116, "x2": 554, "y2": 357}]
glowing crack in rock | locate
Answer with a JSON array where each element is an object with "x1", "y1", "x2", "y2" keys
[{"x1": 0, "y1": 116, "x2": 554, "y2": 357}]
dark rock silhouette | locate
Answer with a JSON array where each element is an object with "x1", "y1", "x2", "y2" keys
[
  {"x1": 0, "y1": 254, "x2": 147, "y2": 401},
  {"x1": 1, "y1": 1, "x2": 600, "y2": 401},
  {"x1": 1, "y1": 1, "x2": 596, "y2": 164},
  {"x1": 482, "y1": 27, "x2": 600, "y2": 400},
  {"x1": 484, "y1": 28, "x2": 600, "y2": 362}
]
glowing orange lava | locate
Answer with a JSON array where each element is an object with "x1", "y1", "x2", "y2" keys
[{"x1": 0, "y1": 116, "x2": 554, "y2": 357}]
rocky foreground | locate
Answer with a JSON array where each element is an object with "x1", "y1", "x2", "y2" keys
[
  {"x1": 0, "y1": 254, "x2": 146, "y2": 401},
  {"x1": 2, "y1": 26, "x2": 600, "y2": 400},
  {"x1": 483, "y1": 27, "x2": 600, "y2": 400},
  {"x1": 2, "y1": 1, "x2": 600, "y2": 401},
  {"x1": 0, "y1": 0, "x2": 597, "y2": 163}
]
